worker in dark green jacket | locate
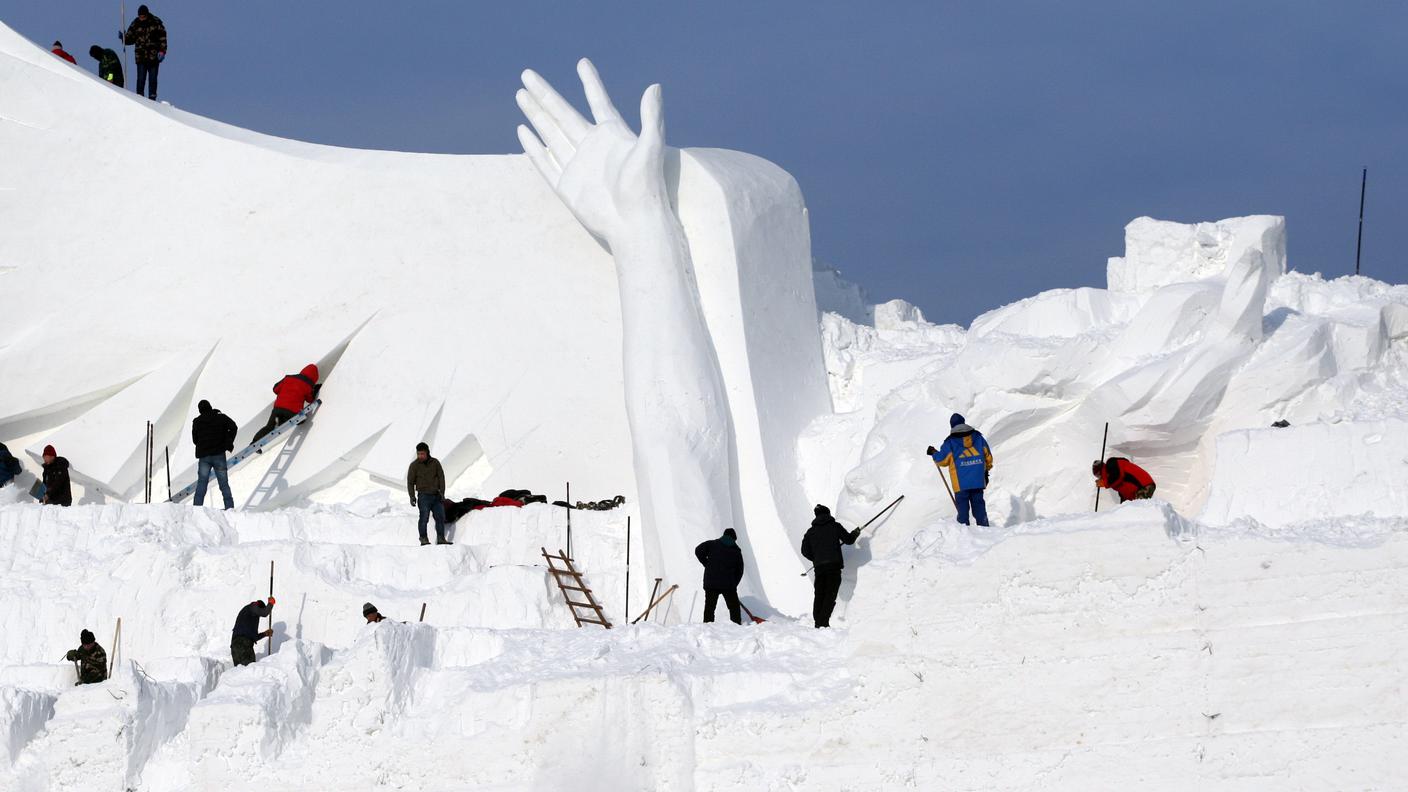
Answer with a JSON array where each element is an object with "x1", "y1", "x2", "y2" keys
[
  {"x1": 407, "y1": 442, "x2": 449, "y2": 546},
  {"x1": 88, "y1": 45, "x2": 124, "y2": 87}
]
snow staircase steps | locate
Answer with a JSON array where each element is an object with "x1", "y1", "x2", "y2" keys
[{"x1": 541, "y1": 548, "x2": 612, "y2": 629}]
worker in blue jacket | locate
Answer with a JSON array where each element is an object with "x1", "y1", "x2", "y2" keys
[{"x1": 928, "y1": 413, "x2": 994, "y2": 527}]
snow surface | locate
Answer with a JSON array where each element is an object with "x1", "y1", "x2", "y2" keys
[{"x1": 4, "y1": 17, "x2": 1408, "y2": 792}]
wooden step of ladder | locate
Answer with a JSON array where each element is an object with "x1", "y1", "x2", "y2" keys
[{"x1": 541, "y1": 547, "x2": 612, "y2": 629}]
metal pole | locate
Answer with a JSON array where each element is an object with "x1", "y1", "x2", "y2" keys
[
  {"x1": 164, "y1": 445, "x2": 171, "y2": 501},
  {"x1": 565, "y1": 481, "x2": 572, "y2": 559},
  {"x1": 120, "y1": 1, "x2": 129, "y2": 91},
  {"x1": 266, "y1": 561, "x2": 274, "y2": 657},
  {"x1": 1355, "y1": 168, "x2": 1367, "y2": 276},
  {"x1": 419, "y1": 603, "x2": 427, "y2": 622},
  {"x1": 625, "y1": 516, "x2": 631, "y2": 624},
  {"x1": 1094, "y1": 422, "x2": 1110, "y2": 512}
]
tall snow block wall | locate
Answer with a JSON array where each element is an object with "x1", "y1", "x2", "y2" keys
[{"x1": 0, "y1": 24, "x2": 829, "y2": 569}]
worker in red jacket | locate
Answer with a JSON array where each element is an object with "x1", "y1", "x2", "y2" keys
[
  {"x1": 51, "y1": 41, "x2": 77, "y2": 64},
  {"x1": 1093, "y1": 457, "x2": 1156, "y2": 503},
  {"x1": 251, "y1": 364, "x2": 320, "y2": 445}
]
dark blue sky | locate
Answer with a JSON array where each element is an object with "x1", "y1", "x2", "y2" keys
[{"x1": 6, "y1": 2, "x2": 1405, "y2": 324}]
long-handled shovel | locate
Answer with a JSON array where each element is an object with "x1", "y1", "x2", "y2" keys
[{"x1": 800, "y1": 494, "x2": 906, "y2": 576}]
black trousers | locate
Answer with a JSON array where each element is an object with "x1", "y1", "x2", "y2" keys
[
  {"x1": 231, "y1": 635, "x2": 257, "y2": 666},
  {"x1": 251, "y1": 407, "x2": 297, "y2": 445},
  {"x1": 704, "y1": 588, "x2": 742, "y2": 624},
  {"x1": 812, "y1": 567, "x2": 843, "y2": 628},
  {"x1": 136, "y1": 60, "x2": 159, "y2": 99}
]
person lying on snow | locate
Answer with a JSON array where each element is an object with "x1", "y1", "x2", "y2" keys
[
  {"x1": 442, "y1": 489, "x2": 550, "y2": 523},
  {"x1": 1093, "y1": 457, "x2": 1156, "y2": 503}
]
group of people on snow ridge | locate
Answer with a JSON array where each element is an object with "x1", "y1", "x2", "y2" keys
[
  {"x1": 695, "y1": 411, "x2": 1157, "y2": 630},
  {"x1": 48, "y1": 5, "x2": 167, "y2": 100}
]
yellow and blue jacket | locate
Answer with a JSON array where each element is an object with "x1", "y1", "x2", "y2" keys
[{"x1": 932, "y1": 425, "x2": 993, "y2": 492}]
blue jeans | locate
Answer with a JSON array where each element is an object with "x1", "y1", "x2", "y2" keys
[
  {"x1": 955, "y1": 488, "x2": 989, "y2": 527},
  {"x1": 417, "y1": 492, "x2": 446, "y2": 542},
  {"x1": 194, "y1": 454, "x2": 234, "y2": 509},
  {"x1": 136, "y1": 60, "x2": 159, "y2": 99}
]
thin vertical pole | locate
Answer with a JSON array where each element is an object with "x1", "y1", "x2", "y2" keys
[
  {"x1": 625, "y1": 516, "x2": 631, "y2": 624},
  {"x1": 565, "y1": 481, "x2": 572, "y2": 559},
  {"x1": 1094, "y1": 422, "x2": 1110, "y2": 512},
  {"x1": 145, "y1": 422, "x2": 152, "y2": 504},
  {"x1": 108, "y1": 616, "x2": 121, "y2": 677},
  {"x1": 419, "y1": 603, "x2": 427, "y2": 622},
  {"x1": 120, "y1": 2, "x2": 129, "y2": 91},
  {"x1": 266, "y1": 561, "x2": 275, "y2": 657},
  {"x1": 1355, "y1": 168, "x2": 1367, "y2": 276},
  {"x1": 164, "y1": 445, "x2": 171, "y2": 501}
]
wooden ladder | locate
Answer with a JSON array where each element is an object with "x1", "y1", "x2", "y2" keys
[{"x1": 541, "y1": 547, "x2": 612, "y2": 629}]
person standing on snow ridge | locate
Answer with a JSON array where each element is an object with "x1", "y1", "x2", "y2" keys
[
  {"x1": 40, "y1": 445, "x2": 73, "y2": 507},
  {"x1": 65, "y1": 629, "x2": 108, "y2": 684},
  {"x1": 694, "y1": 528, "x2": 745, "y2": 625},
  {"x1": 251, "y1": 363, "x2": 320, "y2": 446},
  {"x1": 120, "y1": 4, "x2": 167, "y2": 100},
  {"x1": 0, "y1": 442, "x2": 22, "y2": 489},
  {"x1": 929, "y1": 413, "x2": 994, "y2": 527},
  {"x1": 407, "y1": 442, "x2": 449, "y2": 546},
  {"x1": 51, "y1": 41, "x2": 77, "y2": 64},
  {"x1": 191, "y1": 399, "x2": 238, "y2": 509},
  {"x1": 231, "y1": 597, "x2": 275, "y2": 666},
  {"x1": 1093, "y1": 457, "x2": 1157, "y2": 503},
  {"x1": 87, "y1": 45, "x2": 124, "y2": 87},
  {"x1": 801, "y1": 505, "x2": 862, "y2": 629},
  {"x1": 362, "y1": 602, "x2": 386, "y2": 623}
]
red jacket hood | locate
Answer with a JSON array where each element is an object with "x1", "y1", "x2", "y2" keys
[{"x1": 300, "y1": 364, "x2": 319, "y2": 381}]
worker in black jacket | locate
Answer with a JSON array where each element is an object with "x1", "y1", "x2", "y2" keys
[
  {"x1": 40, "y1": 445, "x2": 73, "y2": 506},
  {"x1": 800, "y1": 505, "x2": 861, "y2": 628},
  {"x1": 192, "y1": 399, "x2": 239, "y2": 509},
  {"x1": 231, "y1": 597, "x2": 274, "y2": 666},
  {"x1": 694, "y1": 529, "x2": 745, "y2": 624}
]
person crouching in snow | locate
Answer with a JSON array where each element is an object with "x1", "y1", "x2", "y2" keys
[
  {"x1": 41, "y1": 445, "x2": 73, "y2": 507},
  {"x1": 0, "y1": 442, "x2": 22, "y2": 489},
  {"x1": 51, "y1": 41, "x2": 77, "y2": 64},
  {"x1": 363, "y1": 602, "x2": 386, "y2": 623},
  {"x1": 65, "y1": 629, "x2": 108, "y2": 684},
  {"x1": 407, "y1": 442, "x2": 449, "y2": 546},
  {"x1": 1093, "y1": 457, "x2": 1156, "y2": 503},
  {"x1": 928, "y1": 413, "x2": 993, "y2": 527},
  {"x1": 694, "y1": 529, "x2": 745, "y2": 624},
  {"x1": 251, "y1": 364, "x2": 320, "y2": 446},
  {"x1": 231, "y1": 597, "x2": 274, "y2": 666},
  {"x1": 801, "y1": 505, "x2": 862, "y2": 628}
]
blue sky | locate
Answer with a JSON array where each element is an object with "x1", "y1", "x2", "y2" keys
[{"x1": 5, "y1": 1, "x2": 1405, "y2": 324}]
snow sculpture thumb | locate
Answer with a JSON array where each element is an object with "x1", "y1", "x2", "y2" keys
[{"x1": 516, "y1": 60, "x2": 740, "y2": 611}]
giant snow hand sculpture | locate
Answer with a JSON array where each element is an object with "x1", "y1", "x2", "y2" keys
[
  {"x1": 517, "y1": 60, "x2": 745, "y2": 611},
  {"x1": 516, "y1": 60, "x2": 670, "y2": 245}
]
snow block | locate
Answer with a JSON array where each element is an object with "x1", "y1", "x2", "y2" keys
[
  {"x1": 1107, "y1": 215, "x2": 1285, "y2": 294},
  {"x1": 1200, "y1": 420, "x2": 1408, "y2": 527}
]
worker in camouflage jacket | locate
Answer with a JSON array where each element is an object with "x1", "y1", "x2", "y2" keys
[
  {"x1": 66, "y1": 629, "x2": 108, "y2": 684},
  {"x1": 120, "y1": 4, "x2": 167, "y2": 100}
]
